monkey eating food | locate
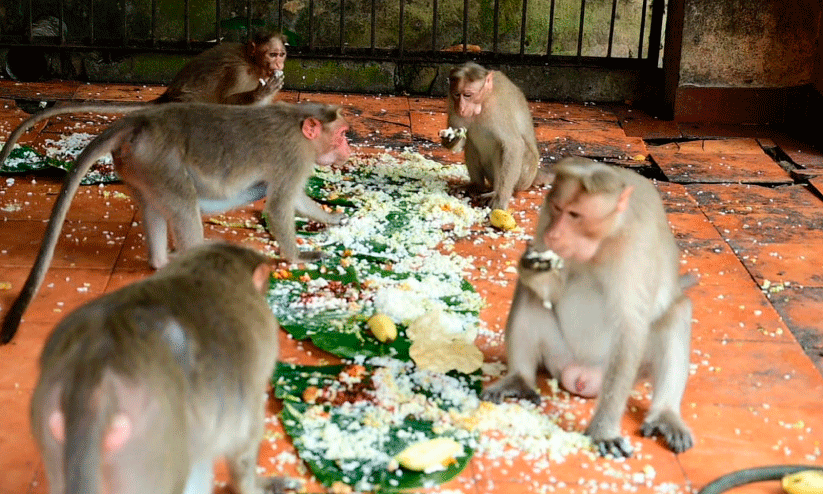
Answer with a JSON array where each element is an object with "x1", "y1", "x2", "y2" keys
[
  {"x1": 0, "y1": 31, "x2": 288, "y2": 166},
  {"x1": 482, "y1": 157, "x2": 694, "y2": 458},
  {"x1": 29, "y1": 242, "x2": 293, "y2": 494},
  {"x1": 441, "y1": 62, "x2": 541, "y2": 210},
  {"x1": 1, "y1": 101, "x2": 351, "y2": 344}
]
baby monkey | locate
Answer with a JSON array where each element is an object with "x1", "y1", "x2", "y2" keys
[
  {"x1": 29, "y1": 242, "x2": 294, "y2": 494},
  {"x1": 482, "y1": 157, "x2": 694, "y2": 458}
]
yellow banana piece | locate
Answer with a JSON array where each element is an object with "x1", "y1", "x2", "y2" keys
[
  {"x1": 782, "y1": 469, "x2": 823, "y2": 494},
  {"x1": 367, "y1": 314, "x2": 397, "y2": 343},
  {"x1": 490, "y1": 209, "x2": 517, "y2": 231},
  {"x1": 395, "y1": 437, "x2": 463, "y2": 473}
]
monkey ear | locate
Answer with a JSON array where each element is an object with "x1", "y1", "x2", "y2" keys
[
  {"x1": 252, "y1": 264, "x2": 272, "y2": 293},
  {"x1": 302, "y1": 118, "x2": 322, "y2": 140},
  {"x1": 484, "y1": 72, "x2": 494, "y2": 94},
  {"x1": 615, "y1": 186, "x2": 634, "y2": 213}
]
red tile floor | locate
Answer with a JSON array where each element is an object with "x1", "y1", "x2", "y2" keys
[{"x1": 1, "y1": 79, "x2": 822, "y2": 494}]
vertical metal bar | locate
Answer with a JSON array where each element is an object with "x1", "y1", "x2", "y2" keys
[
  {"x1": 58, "y1": 0, "x2": 65, "y2": 43},
  {"x1": 431, "y1": 0, "x2": 438, "y2": 51},
  {"x1": 121, "y1": 0, "x2": 127, "y2": 46},
  {"x1": 519, "y1": 0, "x2": 528, "y2": 56},
  {"x1": 546, "y1": 0, "x2": 556, "y2": 55},
  {"x1": 576, "y1": 0, "x2": 586, "y2": 57},
  {"x1": 398, "y1": 0, "x2": 405, "y2": 56},
  {"x1": 647, "y1": 0, "x2": 666, "y2": 66},
  {"x1": 26, "y1": 0, "x2": 32, "y2": 42},
  {"x1": 370, "y1": 0, "x2": 376, "y2": 53},
  {"x1": 638, "y1": 0, "x2": 649, "y2": 58},
  {"x1": 492, "y1": 0, "x2": 500, "y2": 53},
  {"x1": 184, "y1": 0, "x2": 191, "y2": 47},
  {"x1": 150, "y1": 0, "x2": 156, "y2": 46},
  {"x1": 247, "y1": 0, "x2": 252, "y2": 36},
  {"x1": 277, "y1": 0, "x2": 283, "y2": 32},
  {"x1": 339, "y1": 0, "x2": 345, "y2": 53},
  {"x1": 308, "y1": 0, "x2": 314, "y2": 51},
  {"x1": 462, "y1": 0, "x2": 469, "y2": 52},
  {"x1": 216, "y1": 0, "x2": 221, "y2": 43},
  {"x1": 607, "y1": 0, "x2": 618, "y2": 57},
  {"x1": 90, "y1": 0, "x2": 95, "y2": 43}
]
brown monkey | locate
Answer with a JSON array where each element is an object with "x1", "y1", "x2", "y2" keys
[
  {"x1": 1, "y1": 101, "x2": 350, "y2": 344},
  {"x1": 0, "y1": 31, "x2": 287, "y2": 165},
  {"x1": 441, "y1": 61, "x2": 540, "y2": 210},
  {"x1": 29, "y1": 242, "x2": 295, "y2": 494},
  {"x1": 482, "y1": 157, "x2": 694, "y2": 457}
]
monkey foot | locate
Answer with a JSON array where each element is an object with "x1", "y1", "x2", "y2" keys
[
  {"x1": 592, "y1": 436, "x2": 634, "y2": 458},
  {"x1": 260, "y1": 475, "x2": 304, "y2": 493},
  {"x1": 641, "y1": 416, "x2": 694, "y2": 454},
  {"x1": 480, "y1": 375, "x2": 541, "y2": 405}
]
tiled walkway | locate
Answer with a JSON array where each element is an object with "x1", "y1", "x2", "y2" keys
[{"x1": 0, "y1": 79, "x2": 822, "y2": 494}]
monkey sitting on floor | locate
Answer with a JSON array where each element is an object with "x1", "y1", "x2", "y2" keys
[
  {"x1": 441, "y1": 61, "x2": 542, "y2": 210},
  {"x1": 482, "y1": 157, "x2": 694, "y2": 458},
  {"x1": 1, "y1": 101, "x2": 351, "y2": 344},
  {"x1": 30, "y1": 242, "x2": 296, "y2": 494}
]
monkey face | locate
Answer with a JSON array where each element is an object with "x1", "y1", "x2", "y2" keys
[
  {"x1": 542, "y1": 183, "x2": 628, "y2": 263},
  {"x1": 257, "y1": 39, "x2": 287, "y2": 75},
  {"x1": 449, "y1": 75, "x2": 491, "y2": 119},
  {"x1": 309, "y1": 120, "x2": 351, "y2": 167}
]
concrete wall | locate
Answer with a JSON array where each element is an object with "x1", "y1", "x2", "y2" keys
[{"x1": 672, "y1": 0, "x2": 822, "y2": 123}]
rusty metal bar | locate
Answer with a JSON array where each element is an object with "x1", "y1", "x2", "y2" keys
[
  {"x1": 339, "y1": 0, "x2": 345, "y2": 53},
  {"x1": 370, "y1": 0, "x2": 376, "y2": 53},
  {"x1": 432, "y1": 0, "x2": 439, "y2": 51},
  {"x1": 215, "y1": 0, "x2": 221, "y2": 42},
  {"x1": 638, "y1": 0, "x2": 649, "y2": 58},
  {"x1": 519, "y1": 0, "x2": 528, "y2": 56},
  {"x1": 493, "y1": 0, "x2": 500, "y2": 53},
  {"x1": 547, "y1": 0, "x2": 556, "y2": 55},
  {"x1": 308, "y1": 0, "x2": 315, "y2": 51},
  {"x1": 577, "y1": 0, "x2": 586, "y2": 57},
  {"x1": 121, "y1": 0, "x2": 127, "y2": 46},
  {"x1": 607, "y1": 0, "x2": 618, "y2": 57},
  {"x1": 247, "y1": 0, "x2": 252, "y2": 35},
  {"x1": 647, "y1": 0, "x2": 666, "y2": 64},
  {"x1": 398, "y1": 0, "x2": 405, "y2": 56},
  {"x1": 462, "y1": 0, "x2": 469, "y2": 52},
  {"x1": 184, "y1": 0, "x2": 191, "y2": 47}
]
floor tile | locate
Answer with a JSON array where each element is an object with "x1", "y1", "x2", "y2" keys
[{"x1": 0, "y1": 388, "x2": 41, "y2": 494}]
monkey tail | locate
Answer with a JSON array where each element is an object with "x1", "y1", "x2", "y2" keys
[
  {"x1": 0, "y1": 103, "x2": 146, "y2": 165},
  {"x1": 0, "y1": 122, "x2": 132, "y2": 344},
  {"x1": 698, "y1": 465, "x2": 823, "y2": 494},
  {"x1": 63, "y1": 369, "x2": 118, "y2": 494}
]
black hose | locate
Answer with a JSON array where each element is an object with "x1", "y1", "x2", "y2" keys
[{"x1": 698, "y1": 465, "x2": 823, "y2": 494}]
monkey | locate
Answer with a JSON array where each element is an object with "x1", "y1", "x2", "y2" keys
[
  {"x1": 0, "y1": 101, "x2": 350, "y2": 344},
  {"x1": 29, "y1": 242, "x2": 296, "y2": 494},
  {"x1": 481, "y1": 157, "x2": 694, "y2": 458},
  {"x1": 440, "y1": 61, "x2": 541, "y2": 211},
  {"x1": 0, "y1": 31, "x2": 288, "y2": 166}
]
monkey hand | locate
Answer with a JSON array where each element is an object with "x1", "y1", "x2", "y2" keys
[
  {"x1": 521, "y1": 249, "x2": 564, "y2": 272},
  {"x1": 254, "y1": 73, "x2": 284, "y2": 101},
  {"x1": 439, "y1": 127, "x2": 467, "y2": 152},
  {"x1": 585, "y1": 422, "x2": 635, "y2": 458},
  {"x1": 640, "y1": 409, "x2": 694, "y2": 453}
]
